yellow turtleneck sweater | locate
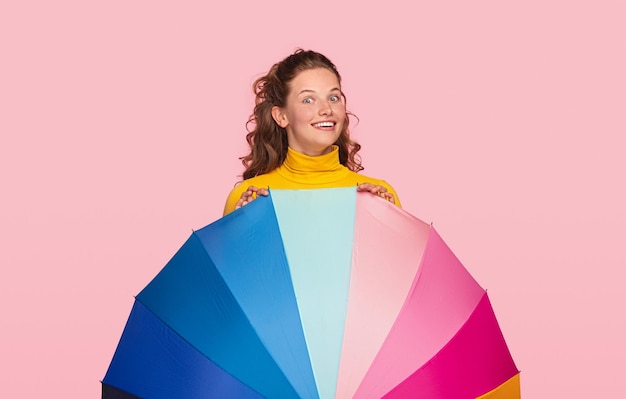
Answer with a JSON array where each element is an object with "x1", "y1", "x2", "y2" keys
[{"x1": 223, "y1": 146, "x2": 401, "y2": 215}]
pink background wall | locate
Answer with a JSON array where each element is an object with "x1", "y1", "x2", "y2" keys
[{"x1": 2, "y1": 1, "x2": 624, "y2": 397}]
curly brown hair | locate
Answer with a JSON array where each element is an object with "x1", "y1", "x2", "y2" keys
[{"x1": 240, "y1": 49, "x2": 363, "y2": 180}]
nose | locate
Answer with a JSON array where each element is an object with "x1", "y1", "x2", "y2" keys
[{"x1": 318, "y1": 100, "x2": 333, "y2": 116}]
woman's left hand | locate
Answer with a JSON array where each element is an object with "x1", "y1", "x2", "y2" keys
[
  {"x1": 234, "y1": 185, "x2": 269, "y2": 210},
  {"x1": 357, "y1": 183, "x2": 396, "y2": 204}
]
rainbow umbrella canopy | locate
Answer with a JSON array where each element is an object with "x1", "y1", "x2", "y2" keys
[{"x1": 102, "y1": 187, "x2": 520, "y2": 398}]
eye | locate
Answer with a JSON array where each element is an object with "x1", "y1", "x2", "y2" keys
[
  {"x1": 303, "y1": 97, "x2": 313, "y2": 104},
  {"x1": 330, "y1": 94, "x2": 343, "y2": 103}
]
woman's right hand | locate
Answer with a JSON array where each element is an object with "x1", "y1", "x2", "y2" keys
[
  {"x1": 234, "y1": 185, "x2": 269, "y2": 210},
  {"x1": 357, "y1": 182, "x2": 396, "y2": 204}
]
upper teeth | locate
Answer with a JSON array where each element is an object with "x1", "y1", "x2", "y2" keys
[{"x1": 315, "y1": 122, "x2": 334, "y2": 127}]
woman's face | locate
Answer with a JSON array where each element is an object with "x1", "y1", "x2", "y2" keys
[{"x1": 273, "y1": 68, "x2": 346, "y2": 156}]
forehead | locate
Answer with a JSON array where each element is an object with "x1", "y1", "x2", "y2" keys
[{"x1": 288, "y1": 68, "x2": 340, "y2": 94}]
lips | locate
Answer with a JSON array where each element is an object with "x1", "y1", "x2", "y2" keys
[{"x1": 312, "y1": 121, "x2": 335, "y2": 128}]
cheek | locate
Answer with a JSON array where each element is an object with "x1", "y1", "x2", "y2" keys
[
  {"x1": 291, "y1": 108, "x2": 314, "y2": 124},
  {"x1": 336, "y1": 107, "x2": 347, "y2": 124},
  {"x1": 335, "y1": 103, "x2": 347, "y2": 117}
]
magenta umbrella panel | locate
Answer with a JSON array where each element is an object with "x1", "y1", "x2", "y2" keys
[{"x1": 102, "y1": 187, "x2": 520, "y2": 398}]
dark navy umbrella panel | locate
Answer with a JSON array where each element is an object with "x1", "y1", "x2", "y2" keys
[
  {"x1": 101, "y1": 383, "x2": 141, "y2": 399},
  {"x1": 102, "y1": 300, "x2": 264, "y2": 399}
]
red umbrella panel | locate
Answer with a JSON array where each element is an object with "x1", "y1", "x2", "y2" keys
[{"x1": 102, "y1": 187, "x2": 520, "y2": 398}]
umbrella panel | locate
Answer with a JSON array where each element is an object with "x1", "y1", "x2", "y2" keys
[
  {"x1": 102, "y1": 301, "x2": 263, "y2": 399},
  {"x1": 271, "y1": 188, "x2": 357, "y2": 399},
  {"x1": 101, "y1": 383, "x2": 141, "y2": 399}
]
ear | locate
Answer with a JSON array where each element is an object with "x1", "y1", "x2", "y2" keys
[{"x1": 271, "y1": 106, "x2": 288, "y2": 128}]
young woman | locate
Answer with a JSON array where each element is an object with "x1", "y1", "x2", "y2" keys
[{"x1": 223, "y1": 49, "x2": 400, "y2": 215}]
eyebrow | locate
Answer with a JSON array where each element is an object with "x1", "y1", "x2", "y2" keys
[{"x1": 297, "y1": 87, "x2": 342, "y2": 95}]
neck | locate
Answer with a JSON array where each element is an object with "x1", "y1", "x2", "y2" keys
[{"x1": 288, "y1": 145, "x2": 335, "y2": 157}]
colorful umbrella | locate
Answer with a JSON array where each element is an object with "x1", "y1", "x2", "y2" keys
[{"x1": 102, "y1": 187, "x2": 520, "y2": 398}]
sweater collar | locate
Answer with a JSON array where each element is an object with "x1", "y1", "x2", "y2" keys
[{"x1": 279, "y1": 145, "x2": 348, "y2": 178}]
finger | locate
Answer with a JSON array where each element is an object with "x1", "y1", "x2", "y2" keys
[
  {"x1": 375, "y1": 186, "x2": 388, "y2": 194},
  {"x1": 242, "y1": 187, "x2": 259, "y2": 199},
  {"x1": 369, "y1": 185, "x2": 387, "y2": 194},
  {"x1": 246, "y1": 186, "x2": 269, "y2": 197},
  {"x1": 357, "y1": 183, "x2": 376, "y2": 192},
  {"x1": 360, "y1": 183, "x2": 387, "y2": 193},
  {"x1": 236, "y1": 195, "x2": 253, "y2": 210},
  {"x1": 383, "y1": 192, "x2": 396, "y2": 204}
]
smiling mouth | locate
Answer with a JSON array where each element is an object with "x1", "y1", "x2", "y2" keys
[{"x1": 312, "y1": 122, "x2": 335, "y2": 128}]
